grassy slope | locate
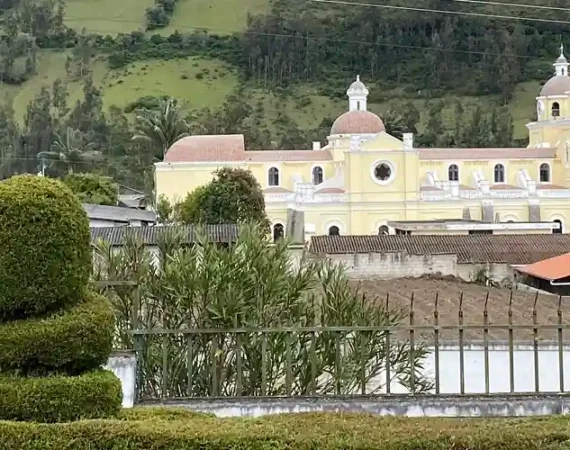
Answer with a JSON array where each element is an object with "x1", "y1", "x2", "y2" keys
[
  {"x1": 158, "y1": 0, "x2": 269, "y2": 35},
  {"x1": 12, "y1": 0, "x2": 537, "y2": 141}
]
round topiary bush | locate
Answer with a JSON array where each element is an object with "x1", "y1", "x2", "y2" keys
[
  {"x1": 0, "y1": 175, "x2": 91, "y2": 321},
  {"x1": 0, "y1": 292, "x2": 115, "y2": 376}
]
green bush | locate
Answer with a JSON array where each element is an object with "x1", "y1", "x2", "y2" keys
[
  {"x1": 0, "y1": 292, "x2": 115, "y2": 375},
  {"x1": 0, "y1": 369, "x2": 122, "y2": 423},
  {"x1": 0, "y1": 175, "x2": 91, "y2": 321},
  {"x1": 0, "y1": 412, "x2": 568, "y2": 449},
  {"x1": 63, "y1": 173, "x2": 119, "y2": 206}
]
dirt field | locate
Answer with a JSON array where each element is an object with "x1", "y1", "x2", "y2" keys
[{"x1": 351, "y1": 276, "x2": 569, "y2": 342}]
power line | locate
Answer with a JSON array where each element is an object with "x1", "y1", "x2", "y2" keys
[
  {"x1": 442, "y1": 0, "x2": 570, "y2": 12},
  {"x1": 310, "y1": 0, "x2": 570, "y2": 24},
  {"x1": 64, "y1": 15, "x2": 538, "y2": 61}
]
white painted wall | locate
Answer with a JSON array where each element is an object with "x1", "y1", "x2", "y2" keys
[
  {"x1": 105, "y1": 351, "x2": 136, "y2": 408},
  {"x1": 374, "y1": 344, "x2": 570, "y2": 394}
]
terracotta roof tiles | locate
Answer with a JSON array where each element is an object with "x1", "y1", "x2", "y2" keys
[
  {"x1": 330, "y1": 110, "x2": 385, "y2": 135},
  {"x1": 165, "y1": 135, "x2": 245, "y2": 162},
  {"x1": 489, "y1": 184, "x2": 523, "y2": 190},
  {"x1": 246, "y1": 150, "x2": 333, "y2": 162},
  {"x1": 315, "y1": 187, "x2": 345, "y2": 194},
  {"x1": 517, "y1": 253, "x2": 570, "y2": 281},
  {"x1": 419, "y1": 148, "x2": 556, "y2": 160},
  {"x1": 309, "y1": 234, "x2": 570, "y2": 265}
]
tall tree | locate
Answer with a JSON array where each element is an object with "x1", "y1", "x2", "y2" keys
[
  {"x1": 38, "y1": 127, "x2": 102, "y2": 174},
  {"x1": 178, "y1": 167, "x2": 269, "y2": 231},
  {"x1": 133, "y1": 97, "x2": 189, "y2": 160}
]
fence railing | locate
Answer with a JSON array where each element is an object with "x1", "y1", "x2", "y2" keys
[{"x1": 94, "y1": 280, "x2": 570, "y2": 402}]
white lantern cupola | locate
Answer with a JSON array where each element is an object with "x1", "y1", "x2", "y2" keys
[
  {"x1": 347, "y1": 75, "x2": 369, "y2": 111},
  {"x1": 555, "y1": 44, "x2": 569, "y2": 76}
]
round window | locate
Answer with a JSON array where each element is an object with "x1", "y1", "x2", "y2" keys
[{"x1": 374, "y1": 163, "x2": 392, "y2": 181}]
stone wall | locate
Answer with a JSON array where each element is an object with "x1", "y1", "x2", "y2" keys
[{"x1": 318, "y1": 251, "x2": 513, "y2": 282}]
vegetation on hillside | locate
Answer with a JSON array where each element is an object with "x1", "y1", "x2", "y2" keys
[{"x1": 0, "y1": 0, "x2": 565, "y2": 190}]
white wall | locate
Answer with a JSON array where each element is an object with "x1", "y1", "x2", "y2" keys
[
  {"x1": 105, "y1": 351, "x2": 136, "y2": 408},
  {"x1": 374, "y1": 344, "x2": 570, "y2": 394}
]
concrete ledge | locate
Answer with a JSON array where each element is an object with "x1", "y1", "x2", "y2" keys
[{"x1": 139, "y1": 394, "x2": 570, "y2": 417}]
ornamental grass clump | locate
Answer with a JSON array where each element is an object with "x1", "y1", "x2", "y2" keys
[{"x1": 0, "y1": 175, "x2": 121, "y2": 423}]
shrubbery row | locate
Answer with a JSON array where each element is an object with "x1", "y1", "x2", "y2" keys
[
  {"x1": 0, "y1": 411, "x2": 568, "y2": 449},
  {"x1": 0, "y1": 370, "x2": 122, "y2": 423}
]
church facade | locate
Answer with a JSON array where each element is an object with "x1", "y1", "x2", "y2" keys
[{"x1": 155, "y1": 47, "x2": 570, "y2": 238}]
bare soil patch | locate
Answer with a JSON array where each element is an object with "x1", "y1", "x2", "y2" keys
[{"x1": 351, "y1": 276, "x2": 569, "y2": 342}]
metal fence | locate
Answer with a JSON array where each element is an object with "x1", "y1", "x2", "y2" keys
[{"x1": 94, "y1": 281, "x2": 570, "y2": 402}]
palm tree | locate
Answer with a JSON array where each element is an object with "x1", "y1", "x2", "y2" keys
[
  {"x1": 132, "y1": 97, "x2": 190, "y2": 160},
  {"x1": 382, "y1": 109, "x2": 408, "y2": 140},
  {"x1": 38, "y1": 127, "x2": 102, "y2": 174}
]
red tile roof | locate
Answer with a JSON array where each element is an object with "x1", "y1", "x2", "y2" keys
[
  {"x1": 517, "y1": 253, "x2": 570, "y2": 281},
  {"x1": 315, "y1": 187, "x2": 345, "y2": 194},
  {"x1": 246, "y1": 150, "x2": 332, "y2": 162},
  {"x1": 536, "y1": 184, "x2": 568, "y2": 190},
  {"x1": 309, "y1": 234, "x2": 570, "y2": 265},
  {"x1": 164, "y1": 135, "x2": 334, "y2": 163},
  {"x1": 419, "y1": 148, "x2": 556, "y2": 160},
  {"x1": 165, "y1": 135, "x2": 246, "y2": 162},
  {"x1": 330, "y1": 110, "x2": 385, "y2": 135},
  {"x1": 459, "y1": 184, "x2": 476, "y2": 191},
  {"x1": 264, "y1": 187, "x2": 292, "y2": 193},
  {"x1": 490, "y1": 184, "x2": 523, "y2": 190},
  {"x1": 420, "y1": 186, "x2": 442, "y2": 192}
]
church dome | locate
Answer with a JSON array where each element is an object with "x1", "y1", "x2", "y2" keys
[
  {"x1": 540, "y1": 75, "x2": 570, "y2": 96},
  {"x1": 330, "y1": 110, "x2": 385, "y2": 135}
]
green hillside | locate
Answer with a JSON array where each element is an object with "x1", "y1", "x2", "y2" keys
[{"x1": 0, "y1": 0, "x2": 565, "y2": 190}]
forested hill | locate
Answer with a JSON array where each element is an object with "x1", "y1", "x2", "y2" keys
[{"x1": 0, "y1": 0, "x2": 568, "y2": 191}]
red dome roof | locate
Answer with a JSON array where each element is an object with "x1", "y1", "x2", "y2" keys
[
  {"x1": 540, "y1": 75, "x2": 570, "y2": 96},
  {"x1": 330, "y1": 110, "x2": 385, "y2": 135}
]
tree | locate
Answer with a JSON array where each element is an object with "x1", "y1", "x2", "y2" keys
[
  {"x1": 63, "y1": 173, "x2": 118, "y2": 206},
  {"x1": 38, "y1": 127, "x2": 102, "y2": 174},
  {"x1": 93, "y1": 225, "x2": 433, "y2": 397},
  {"x1": 133, "y1": 97, "x2": 189, "y2": 160},
  {"x1": 178, "y1": 168, "x2": 269, "y2": 231}
]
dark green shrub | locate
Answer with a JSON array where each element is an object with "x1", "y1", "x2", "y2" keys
[
  {"x1": 0, "y1": 175, "x2": 91, "y2": 321},
  {"x1": 0, "y1": 369, "x2": 122, "y2": 423},
  {"x1": 63, "y1": 173, "x2": 119, "y2": 206},
  {"x1": 0, "y1": 292, "x2": 114, "y2": 375},
  {"x1": 0, "y1": 412, "x2": 568, "y2": 449}
]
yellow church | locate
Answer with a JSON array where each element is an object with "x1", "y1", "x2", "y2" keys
[{"x1": 155, "y1": 46, "x2": 570, "y2": 240}]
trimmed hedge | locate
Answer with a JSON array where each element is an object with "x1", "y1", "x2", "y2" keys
[
  {"x1": 0, "y1": 369, "x2": 122, "y2": 423},
  {"x1": 0, "y1": 175, "x2": 91, "y2": 321},
  {"x1": 0, "y1": 291, "x2": 114, "y2": 375},
  {"x1": 0, "y1": 411, "x2": 569, "y2": 449}
]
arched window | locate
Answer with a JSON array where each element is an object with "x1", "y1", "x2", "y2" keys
[
  {"x1": 312, "y1": 166, "x2": 323, "y2": 185},
  {"x1": 273, "y1": 223, "x2": 284, "y2": 241},
  {"x1": 328, "y1": 226, "x2": 340, "y2": 236},
  {"x1": 540, "y1": 163, "x2": 550, "y2": 182},
  {"x1": 448, "y1": 164, "x2": 459, "y2": 182},
  {"x1": 494, "y1": 164, "x2": 505, "y2": 183},
  {"x1": 554, "y1": 220, "x2": 563, "y2": 234},
  {"x1": 378, "y1": 225, "x2": 389, "y2": 235},
  {"x1": 552, "y1": 102, "x2": 561, "y2": 118},
  {"x1": 268, "y1": 167, "x2": 279, "y2": 186}
]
